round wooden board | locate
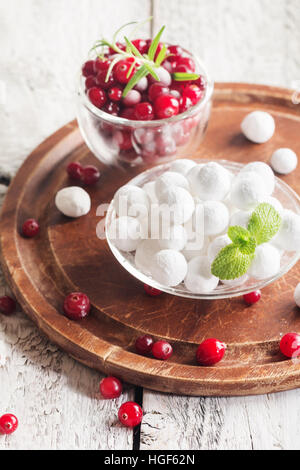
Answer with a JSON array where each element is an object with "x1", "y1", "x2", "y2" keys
[{"x1": 1, "y1": 83, "x2": 300, "y2": 397}]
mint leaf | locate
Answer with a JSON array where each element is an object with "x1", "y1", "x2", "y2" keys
[
  {"x1": 211, "y1": 244, "x2": 254, "y2": 280},
  {"x1": 228, "y1": 226, "x2": 256, "y2": 255},
  {"x1": 248, "y1": 203, "x2": 282, "y2": 245}
]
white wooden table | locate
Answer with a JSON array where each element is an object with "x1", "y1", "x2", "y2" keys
[{"x1": 1, "y1": 0, "x2": 300, "y2": 450}]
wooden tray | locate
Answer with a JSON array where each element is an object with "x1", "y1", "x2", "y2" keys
[{"x1": 1, "y1": 83, "x2": 300, "y2": 397}]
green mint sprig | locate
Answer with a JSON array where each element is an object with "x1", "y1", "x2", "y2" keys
[
  {"x1": 211, "y1": 203, "x2": 282, "y2": 280},
  {"x1": 90, "y1": 19, "x2": 200, "y2": 97}
]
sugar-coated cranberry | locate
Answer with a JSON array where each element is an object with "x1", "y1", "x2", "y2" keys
[
  {"x1": 113, "y1": 130, "x2": 133, "y2": 150},
  {"x1": 148, "y1": 67, "x2": 172, "y2": 87},
  {"x1": 0, "y1": 414, "x2": 18, "y2": 435},
  {"x1": 135, "y1": 335, "x2": 154, "y2": 356},
  {"x1": 63, "y1": 292, "x2": 91, "y2": 320},
  {"x1": 67, "y1": 162, "x2": 83, "y2": 180},
  {"x1": 179, "y1": 95, "x2": 193, "y2": 113},
  {"x1": 196, "y1": 338, "x2": 226, "y2": 366},
  {"x1": 96, "y1": 69, "x2": 116, "y2": 90},
  {"x1": 82, "y1": 165, "x2": 100, "y2": 185},
  {"x1": 144, "y1": 284, "x2": 162, "y2": 297},
  {"x1": 148, "y1": 83, "x2": 170, "y2": 102},
  {"x1": 88, "y1": 87, "x2": 107, "y2": 109},
  {"x1": 114, "y1": 59, "x2": 136, "y2": 84},
  {"x1": 120, "y1": 107, "x2": 136, "y2": 120},
  {"x1": 94, "y1": 58, "x2": 111, "y2": 73},
  {"x1": 183, "y1": 84, "x2": 203, "y2": 105},
  {"x1": 118, "y1": 402, "x2": 143, "y2": 428},
  {"x1": 123, "y1": 90, "x2": 141, "y2": 107},
  {"x1": 175, "y1": 56, "x2": 196, "y2": 72},
  {"x1": 132, "y1": 39, "x2": 148, "y2": 55},
  {"x1": 85, "y1": 76, "x2": 97, "y2": 90},
  {"x1": 243, "y1": 290, "x2": 261, "y2": 305},
  {"x1": 154, "y1": 94, "x2": 179, "y2": 119},
  {"x1": 134, "y1": 102, "x2": 154, "y2": 121},
  {"x1": 168, "y1": 45, "x2": 184, "y2": 61},
  {"x1": 108, "y1": 87, "x2": 123, "y2": 102},
  {"x1": 82, "y1": 60, "x2": 96, "y2": 77},
  {"x1": 280, "y1": 333, "x2": 300, "y2": 358},
  {"x1": 100, "y1": 376, "x2": 122, "y2": 399},
  {"x1": 0, "y1": 296, "x2": 16, "y2": 316},
  {"x1": 152, "y1": 340, "x2": 173, "y2": 360},
  {"x1": 22, "y1": 219, "x2": 40, "y2": 238},
  {"x1": 104, "y1": 101, "x2": 120, "y2": 116}
]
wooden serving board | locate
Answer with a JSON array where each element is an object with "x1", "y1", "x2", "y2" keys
[{"x1": 1, "y1": 83, "x2": 300, "y2": 397}]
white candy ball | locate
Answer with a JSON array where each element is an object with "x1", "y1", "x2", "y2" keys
[
  {"x1": 248, "y1": 244, "x2": 281, "y2": 279},
  {"x1": 159, "y1": 186, "x2": 195, "y2": 225},
  {"x1": 135, "y1": 239, "x2": 160, "y2": 275},
  {"x1": 142, "y1": 181, "x2": 158, "y2": 204},
  {"x1": 239, "y1": 161, "x2": 275, "y2": 195},
  {"x1": 241, "y1": 111, "x2": 275, "y2": 143},
  {"x1": 270, "y1": 148, "x2": 298, "y2": 175},
  {"x1": 155, "y1": 171, "x2": 190, "y2": 199},
  {"x1": 272, "y1": 209, "x2": 300, "y2": 252},
  {"x1": 182, "y1": 237, "x2": 211, "y2": 262},
  {"x1": 159, "y1": 224, "x2": 187, "y2": 251},
  {"x1": 207, "y1": 235, "x2": 231, "y2": 262},
  {"x1": 229, "y1": 210, "x2": 252, "y2": 228},
  {"x1": 294, "y1": 283, "x2": 300, "y2": 308},
  {"x1": 203, "y1": 201, "x2": 229, "y2": 236},
  {"x1": 150, "y1": 250, "x2": 187, "y2": 287},
  {"x1": 108, "y1": 216, "x2": 142, "y2": 252},
  {"x1": 55, "y1": 187, "x2": 91, "y2": 218},
  {"x1": 170, "y1": 159, "x2": 197, "y2": 176},
  {"x1": 186, "y1": 164, "x2": 205, "y2": 189},
  {"x1": 114, "y1": 185, "x2": 150, "y2": 220},
  {"x1": 230, "y1": 171, "x2": 268, "y2": 211},
  {"x1": 184, "y1": 256, "x2": 219, "y2": 294},
  {"x1": 188, "y1": 162, "x2": 231, "y2": 201}
]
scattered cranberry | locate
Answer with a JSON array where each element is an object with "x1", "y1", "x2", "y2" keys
[
  {"x1": 154, "y1": 94, "x2": 179, "y2": 119},
  {"x1": 152, "y1": 340, "x2": 173, "y2": 361},
  {"x1": 22, "y1": 219, "x2": 39, "y2": 238},
  {"x1": 82, "y1": 60, "x2": 95, "y2": 77},
  {"x1": 243, "y1": 290, "x2": 261, "y2": 305},
  {"x1": 81, "y1": 165, "x2": 100, "y2": 185},
  {"x1": 196, "y1": 338, "x2": 226, "y2": 366},
  {"x1": 0, "y1": 296, "x2": 16, "y2": 315},
  {"x1": 114, "y1": 59, "x2": 136, "y2": 84},
  {"x1": 100, "y1": 376, "x2": 123, "y2": 399},
  {"x1": 135, "y1": 335, "x2": 154, "y2": 356},
  {"x1": 88, "y1": 87, "x2": 107, "y2": 109},
  {"x1": 280, "y1": 333, "x2": 300, "y2": 358},
  {"x1": 0, "y1": 414, "x2": 18, "y2": 435},
  {"x1": 144, "y1": 284, "x2": 162, "y2": 297},
  {"x1": 118, "y1": 402, "x2": 143, "y2": 427},
  {"x1": 108, "y1": 87, "x2": 123, "y2": 102},
  {"x1": 67, "y1": 161, "x2": 83, "y2": 180},
  {"x1": 63, "y1": 292, "x2": 91, "y2": 320}
]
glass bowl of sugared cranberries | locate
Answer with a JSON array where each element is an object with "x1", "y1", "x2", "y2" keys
[{"x1": 77, "y1": 25, "x2": 213, "y2": 167}]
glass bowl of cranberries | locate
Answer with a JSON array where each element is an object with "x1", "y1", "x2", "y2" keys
[{"x1": 77, "y1": 27, "x2": 213, "y2": 167}]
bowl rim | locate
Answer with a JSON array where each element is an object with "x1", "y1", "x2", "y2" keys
[{"x1": 105, "y1": 159, "x2": 300, "y2": 300}]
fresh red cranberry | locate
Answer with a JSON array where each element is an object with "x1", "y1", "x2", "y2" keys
[
  {"x1": 135, "y1": 335, "x2": 154, "y2": 356},
  {"x1": 22, "y1": 219, "x2": 39, "y2": 238},
  {"x1": 104, "y1": 101, "x2": 120, "y2": 116},
  {"x1": 81, "y1": 165, "x2": 100, "y2": 185},
  {"x1": 183, "y1": 84, "x2": 203, "y2": 105},
  {"x1": 174, "y1": 63, "x2": 192, "y2": 74},
  {"x1": 148, "y1": 83, "x2": 170, "y2": 102},
  {"x1": 96, "y1": 69, "x2": 116, "y2": 90},
  {"x1": 118, "y1": 402, "x2": 143, "y2": 427},
  {"x1": 123, "y1": 90, "x2": 141, "y2": 107},
  {"x1": 120, "y1": 107, "x2": 136, "y2": 120},
  {"x1": 108, "y1": 86, "x2": 123, "y2": 102},
  {"x1": 114, "y1": 59, "x2": 136, "y2": 84},
  {"x1": 0, "y1": 296, "x2": 16, "y2": 316},
  {"x1": 144, "y1": 284, "x2": 162, "y2": 297},
  {"x1": 100, "y1": 376, "x2": 122, "y2": 399},
  {"x1": 88, "y1": 87, "x2": 107, "y2": 109},
  {"x1": 168, "y1": 45, "x2": 184, "y2": 61},
  {"x1": 63, "y1": 292, "x2": 91, "y2": 320},
  {"x1": 134, "y1": 102, "x2": 154, "y2": 121},
  {"x1": 194, "y1": 75, "x2": 206, "y2": 90},
  {"x1": 152, "y1": 340, "x2": 173, "y2": 360},
  {"x1": 170, "y1": 81, "x2": 187, "y2": 94},
  {"x1": 280, "y1": 333, "x2": 300, "y2": 358},
  {"x1": 132, "y1": 39, "x2": 148, "y2": 54},
  {"x1": 154, "y1": 94, "x2": 179, "y2": 119},
  {"x1": 0, "y1": 414, "x2": 18, "y2": 435},
  {"x1": 196, "y1": 338, "x2": 226, "y2": 366},
  {"x1": 82, "y1": 60, "x2": 96, "y2": 77},
  {"x1": 113, "y1": 130, "x2": 133, "y2": 150},
  {"x1": 94, "y1": 58, "x2": 111, "y2": 73},
  {"x1": 179, "y1": 95, "x2": 193, "y2": 113},
  {"x1": 243, "y1": 290, "x2": 261, "y2": 306},
  {"x1": 85, "y1": 76, "x2": 97, "y2": 90},
  {"x1": 175, "y1": 56, "x2": 196, "y2": 72},
  {"x1": 67, "y1": 162, "x2": 83, "y2": 180}
]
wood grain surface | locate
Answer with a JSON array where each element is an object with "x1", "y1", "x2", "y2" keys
[{"x1": 1, "y1": 83, "x2": 299, "y2": 399}]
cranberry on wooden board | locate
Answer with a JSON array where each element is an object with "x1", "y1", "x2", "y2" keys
[
  {"x1": 152, "y1": 340, "x2": 173, "y2": 360},
  {"x1": 81, "y1": 165, "x2": 100, "y2": 185},
  {"x1": 118, "y1": 402, "x2": 143, "y2": 427},
  {"x1": 100, "y1": 376, "x2": 122, "y2": 399},
  {"x1": 243, "y1": 290, "x2": 261, "y2": 305},
  {"x1": 63, "y1": 292, "x2": 91, "y2": 320},
  {"x1": 196, "y1": 338, "x2": 226, "y2": 366},
  {"x1": 144, "y1": 284, "x2": 162, "y2": 297},
  {"x1": 22, "y1": 219, "x2": 40, "y2": 238},
  {"x1": 0, "y1": 414, "x2": 18, "y2": 435},
  {"x1": 280, "y1": 333, "x2": 300, "y2": 358},
  {"x1": 0, "y1": 296, "x2": 16, "y2": 315},
  {"x1": 67, "y1": 162, "x2": 83, "y2": 180},
  {"x1": 135, "y1": 335, "x2": 154, "y2": 356}
]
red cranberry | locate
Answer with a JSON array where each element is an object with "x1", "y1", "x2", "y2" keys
[
  {"x1": 0, "y1": 414, "x2": 18, "y2": 435},
  {"x1": 96, "y1": 69, "x2": 116, "y2": 90},
  {"x1": 132, "y1": 39, "x2": 148, "y2": 54},
  {"x1": 88, "y1": 87, "x2": 107, "y2": 109},
  {"x1": 109, "y1": 42, "x2": 126, "y2": 55},
  {"x1": 120, "y1": 107, "x2": 136, "y2": 120},
  {"x1": 280, "y1": 333, "x2": 300, "y2": 358},
  {"x1": 94, "y1": 58, "x2": 111, "y2": 73},
  {"x1": 174, "y1": 63, "x2": 192, "y2": 74},
  {"x1": 196, "y1": 338, "x2": 226, "y2": 366},
  {"x1": 179, "y1": 95, "x2": 193, "y2": 113},
  {"x1": 100, "y1": 376, "x2": 122, "y2": 399},
  {"x1": 183, "y1": 84, "x2": 203, "y2": 105},
  {"x1": 161, "y1": 60, "x2": 175, "y2": 73},
  {"x1": 118, "y1": 402, "x2": 143, "y2": 428},
  {"x1": 134, "y1": 102, "x2": 154, "y2": 121},
  {"x1": 114, "y1": 59, "x2": 136, "y2": 84},
  {"x1": 152, "y1": 340, "x2": 173, "y2": 360},
  {"x1": 175, "y1": 56, "x2": 196, "y2": 72},
  {"x1": 82, "y1": 60, "x2": 96, "y2": 77},
  {"x1": 194, "y1": 75, "x2": 207, "y2": 90},
  {"x1": 144, "y1": 284, "x2": 162, "y2": 297},
  {"x1": 154, "y1": 94, "x2": 179, "y2": 119},
  {"x1": 168, "y1": 45, "x2": 184, "y2": 61},
  {"x1": 170, "y1": 81, "x2": 186, "y2": 95},
  {"x1": 135, "y1": 335, "x2": 154, "y2": 356},
  {"x1": 82, "y1": 165, "x2": 100, "y2": 185},
  {"x1": 243, "y1": 290, "x2": 261, "y2": 305},
  {"x1": 123, "y1": 90, "x2": 141, "y2": 107},
  {"x1": 85, "y1": 76, "x2": 97, "y2": 90},
  {"x1": 0, "y1": 296, "x2": 16, "y2": 315},
  {"x1": 63, "y1": 292, "x2": 91, "y2": 320},
  {"x1": 22, "y1": 219, "x2": 39, "y2": 238},
  {"x1": 67, "y1": 162, "x2": 83, "y2": 180},
  {"x1": 148, "y1": 83, "x2": 170, "y2": 102},
  {"x1": 104, "y1": 101, "x2": 120, "y2": 116},
  {"x1": 108, "y1": 87, "x2": 123, "y2": 102},
  {"x1": 113, "y1": 130, "x2": 133, "y2": 150}
]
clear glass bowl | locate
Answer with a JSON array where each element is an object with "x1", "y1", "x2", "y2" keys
[
  {"x1": 106, "y1": 159, "x2": 300, "y2": 300},
  {"x1": 76, "y1": 54, "x2": 214, "y2": 167}
]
